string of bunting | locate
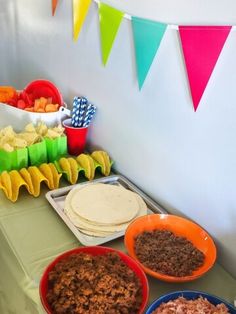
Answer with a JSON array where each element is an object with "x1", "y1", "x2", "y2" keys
[{"x1": 52, "y1": 0, "x2": 233, "y2": 111}]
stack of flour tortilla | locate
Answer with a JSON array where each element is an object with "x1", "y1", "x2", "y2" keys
[{"x1": 64, "y1": 183, "x2": 147, "y2": 237}]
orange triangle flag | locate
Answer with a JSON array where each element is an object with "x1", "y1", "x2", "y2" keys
[{"x1": 52, "y1": 0, "x2": 59, "y2": 16}]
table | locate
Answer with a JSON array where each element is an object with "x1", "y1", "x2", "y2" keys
[{"x1": 0, "y1": 182, "x2": 235, "y2": 314}]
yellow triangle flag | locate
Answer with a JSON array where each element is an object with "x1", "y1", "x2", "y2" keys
[{"x1": 73, "y1": 0, "x2": 92, "y2": 41}]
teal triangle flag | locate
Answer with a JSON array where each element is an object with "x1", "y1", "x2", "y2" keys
[{"x1": 132, "y1": 17, "x2": 167, "y2": 89}]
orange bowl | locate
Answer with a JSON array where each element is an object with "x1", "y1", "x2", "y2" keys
[{"x1": 124, "y1": 214, "x2": 217, "y2": 283}]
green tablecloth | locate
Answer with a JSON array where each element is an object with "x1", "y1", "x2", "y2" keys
[{"x1": 0, "y1": 184, "x2": 235, "y2": 313}]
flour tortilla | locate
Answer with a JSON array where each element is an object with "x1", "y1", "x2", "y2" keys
[
  {"x1": 79, "y1": 228, "x2": 113, "y2": 237},
  {"x1": 67, "y1": 183, "x2": 140, "y2": 225},
  {"x1": 64, "y1": 189, "x2": 147, "y2": 233}
]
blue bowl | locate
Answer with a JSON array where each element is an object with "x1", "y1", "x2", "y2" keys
[{"x1": 146, "y1": 290, "x2": 236, "y2": 314}]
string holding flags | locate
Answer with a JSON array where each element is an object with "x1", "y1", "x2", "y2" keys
[{"x1": 51, "y1": 0, "x2": 235, "y2": 111}]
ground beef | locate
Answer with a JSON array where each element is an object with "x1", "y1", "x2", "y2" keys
[
  {"x1": 134, "y1": 230, "x2": 205, "y2": 277},
  {"x1": 151, "y1": 296, "x2": 230, "y2": 314},
  {"x1": 46, "y1": 252, "x2": 142, "y2": 314}
]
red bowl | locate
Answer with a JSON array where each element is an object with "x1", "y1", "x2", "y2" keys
[
  {"x1": 24, "y1": 79, "x2": 63, "y2": 106},
  {"x1": 125, "y1": 214, "x2": 217, "y2": 283},
  {"x1": 39, "y1": 246, "x2": 149, "y2": 314}
]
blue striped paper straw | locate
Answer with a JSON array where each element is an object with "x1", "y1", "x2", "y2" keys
[
  {"x1": 71, "y1": 97, "x2": 82, "y2": 127},
  {"x1": 72, "y1": 97, "x2": 81, "y2": 113},
  {"x1": 82, "y1": 103, "x2": 93, "y2": 124},
  {"x1": 78, "y1": 103, "x2": 87, "y2": 127},
  {"x1": 82, "y1": 105, "x2": 96, "y2": 127},
  {"x1": 81, "y1": 97, "x2": 88, "y2": 104}
]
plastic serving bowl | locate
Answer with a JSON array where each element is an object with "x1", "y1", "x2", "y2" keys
[
  {"x1": 124, "y1": 214, "x2": 217, "y2": 283},
  {"x1": 40, "y1": 246, "x2": 149, "y2": 314},
  {"x1": 0, "y1": 102, "x2": 68, "y2": 131},
  {"x1": 145, "y1": 290, "x2": 236, "y2": 314},
  {"x1": 24, "y1": 79, "x2": 63, "y2": 106}
]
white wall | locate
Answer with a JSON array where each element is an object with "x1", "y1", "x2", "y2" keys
[{"x1": 1, "y1": 0, "x2": 236, "y2": 277}]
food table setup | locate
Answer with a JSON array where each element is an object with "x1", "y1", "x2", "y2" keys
[
  {"x1": 0, "y1": 81, "x2": 236, "y2": 314},
  {"x1": 0, "y1": 191, "x2": 236, "y2": 314}
]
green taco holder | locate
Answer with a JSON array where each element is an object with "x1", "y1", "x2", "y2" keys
[
  {"x1": 28, "y1": 140, "x2": 47, "y2": 166},
  {"x1": 54, "y1": 159, "x2": 84, "y2": 183},
  {"x1": 0, "y1": 148, "x2": 28, "y2": 174},
  {"x1": 45, "y1": 136, "x2": 67, "y2": 162},
  {"x1": 93, "y1": 160, "x2": 114, "y2": 175}
]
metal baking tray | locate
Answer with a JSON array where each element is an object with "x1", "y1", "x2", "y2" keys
[{"x1": 45, "y1": 174, "x2": 168, "y2": 246}]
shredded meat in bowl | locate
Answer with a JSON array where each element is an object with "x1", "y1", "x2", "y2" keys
[
  {"x1": 46, "y1": 252, "x2": 142, "y2": 314},
  {"x1": 151, "y1": 296, "x2": 230, "y2": 314}
]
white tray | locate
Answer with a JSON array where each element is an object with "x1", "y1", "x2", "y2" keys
[{"x1": 45, "y1": 175, "x2": 167, "y2": 246}]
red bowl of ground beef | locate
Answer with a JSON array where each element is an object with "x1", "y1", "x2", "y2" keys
[
  {"x1": 124, "y1": 214, "x2": 217, "y2": 282},
  {"x1": 39, "y1": 246, "x2": 149, "y2": 314}
]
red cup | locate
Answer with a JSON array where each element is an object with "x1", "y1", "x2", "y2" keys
[{"x1": 63, "y1": 118, "x2": 88, "y2": 155}]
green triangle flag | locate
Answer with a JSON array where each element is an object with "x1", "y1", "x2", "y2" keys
[
  {"x1": 132, "y1": 17, "x2": 167, "y2": 89},
  {"x1": 98, "y1": 3, "x2": 124, "y2": 65}
]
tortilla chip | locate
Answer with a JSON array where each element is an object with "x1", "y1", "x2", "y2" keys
[
  {"x1": 51, "y1": 124, "x2": 64, "y2": 135},
  {"x1": 9, "y1": 170, "x2": 27, "y2": 202},
  {"x1": 24, "y1": 123, "x2": 36, "y2": 133},
  {"x1": 45, "y1": 129, "x2": 61, "y2": 139},
  {"x1": 1, "y1": 126, "x2": 15, "y2": 139},
  {"x1": 36, "y1": 122, "x2": 48, "y2": 136},
  {"x1": 0, "y1": 171, "x2": 12, "y2": 199},
  {"x1": 48, "y1": 163, "x2": 61, "y2": 189},
  {"x1": 39, "y1": 163, "x2": 54, "y2": 190},
  {"x1": 12, "y1": 137, "x2": 27, "y2": 149},
  {"x1": 19, "y1": 168, "x2": 34, "y2": 195},
  {"x1": 1, "y1": 143, "x2": 14, "y2": 152},
  {"x1": 18, "y1": 132, "x2": 41, "y2": 145},
  {"x1": 77, "y1": 154, "x2": 95, "y2": 181},
  {"x1": 27, "y1": 166, "x2": 48, "y2": 197},
  {"x1": 67, "y1": 158, "x2": 79, "y2": 184}
]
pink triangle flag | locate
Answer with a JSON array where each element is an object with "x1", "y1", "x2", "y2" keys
[{"x1": 179, "y1": 26, "x2": 231, "y2": 111}]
